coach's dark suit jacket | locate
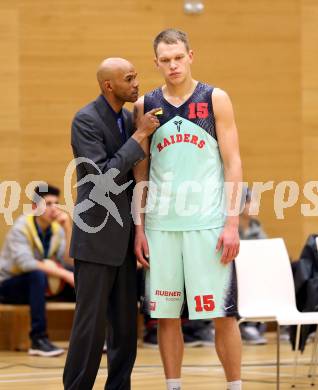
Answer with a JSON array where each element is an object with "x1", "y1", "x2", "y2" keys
[
  {"x1": 70, "y1": 95, "x2": 145, "y2": 265},
  {"x1": 64, "y1": 95, "x2": 145, "y2": 390}
]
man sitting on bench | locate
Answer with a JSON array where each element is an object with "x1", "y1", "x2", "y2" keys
[{"x1": 0, "y1": 184, "x2": 74, "y2": 357}]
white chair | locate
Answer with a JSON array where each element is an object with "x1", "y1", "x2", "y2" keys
[
  {"x1": 235, "y1": 238, "x2": 318, "y2": 389},
  {"x1": 307, "y1": 237, "x2": 318, "y2": 381}
]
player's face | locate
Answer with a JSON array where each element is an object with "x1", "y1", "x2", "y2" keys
[
  {"x1": 155, "y1": 41, "x2": 193, "y2": 85},
  {"x1": 111, "y1": 64, "x2": 139, "y2": 103}
]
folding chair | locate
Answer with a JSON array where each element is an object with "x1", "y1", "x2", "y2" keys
[
  {"x1": 307, "y1": 237, "x2": 318, "y2": 382},
  {"x1": 235, "y1": 238, "x2": 318, "y2": 389}
]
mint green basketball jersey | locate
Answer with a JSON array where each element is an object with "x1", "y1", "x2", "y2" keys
[{"x1": 144, "y1": 82, "x2": 226, "y2": 231}]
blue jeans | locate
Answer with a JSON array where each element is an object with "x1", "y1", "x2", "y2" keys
[{"x1": 0, "y1": 271, "x2": 47, "y2": 340}]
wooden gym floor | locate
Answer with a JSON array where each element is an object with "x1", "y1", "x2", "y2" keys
[{"x1": 0, "y1": 334, "x2": 316, "y2": 389}]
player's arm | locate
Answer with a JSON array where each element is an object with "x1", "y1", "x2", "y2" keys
[
  {"x1": 132, "y1": 97, "x2": 151, "y2": 268},
  {"x1": 213, "y1": 88, "x2": 242, "y2": 264}
]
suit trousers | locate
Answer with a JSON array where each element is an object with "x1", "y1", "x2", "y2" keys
[{"x1": 63, "y1": 251, "x2": 137, "y2": 390}]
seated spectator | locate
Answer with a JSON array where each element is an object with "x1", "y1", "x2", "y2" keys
[
  {"x1": 290, "y1": 234, "x2": 318, "y2": 351},
  {"x1": 0, "y1": 184, "x2": 74, "y2": 357},
  {"x1": 239, "y1": 187, "x2": 267, "y2": 241},
  {"x1": 239, "y1": 187, "x2": 267, "y2": 345}
]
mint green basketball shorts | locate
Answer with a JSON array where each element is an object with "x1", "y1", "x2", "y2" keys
[{"x1": 144, "y1": 228, "x2": 238, "y2": 320}]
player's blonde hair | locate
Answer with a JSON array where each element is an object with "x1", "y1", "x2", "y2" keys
[{"x1": 153, "y1": 29, "x2": 190, "y2": 55}]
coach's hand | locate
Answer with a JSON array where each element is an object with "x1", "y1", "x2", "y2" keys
[
  {"x1": 134, "y1": 229, "x2": 150, "y2": 268},
  {"x1": 133, "y1": 108, "x2": 161, "y2": 142},
  {"x1": 216, "y1": 223, "x2": 240, "y2": 264}
]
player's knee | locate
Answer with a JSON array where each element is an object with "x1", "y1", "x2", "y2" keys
[
  {"x1": 214, "y1": 316, "x2": 237, "y2": 331},
  {"x1": 158, "y1": 318, "x2": 181, "y2": 331}
]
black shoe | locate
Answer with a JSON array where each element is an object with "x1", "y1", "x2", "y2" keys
[{"x1": 28, "y1": 337, "x2": 64, "y2": 357}]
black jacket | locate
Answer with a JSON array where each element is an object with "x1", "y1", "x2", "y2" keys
[
  {"x1": 69, "y1": 95, "x2": 145, "y2": 266},
  {"x1": 290, "y1": 234, "x2": 318, "y2": 351}
]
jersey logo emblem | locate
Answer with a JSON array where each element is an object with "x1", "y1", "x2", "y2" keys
[
  {"x1": 149, "y1": 301, "x2": 156, "y2": 311},
  {"x1": 173, "y1": 120, "x2": 183, "y2": 132}
]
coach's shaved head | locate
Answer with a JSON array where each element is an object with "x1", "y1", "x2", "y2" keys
[
  {"x1": 96, "y1": 57, "x2": 139, "y2": 107},
  {"x1": 97, "y1": 58, "x2": 133, "y2": 92}
]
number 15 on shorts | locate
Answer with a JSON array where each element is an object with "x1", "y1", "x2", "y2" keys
[{"x1": 194, "y1": 294, "x2": 215, "y2": 312}]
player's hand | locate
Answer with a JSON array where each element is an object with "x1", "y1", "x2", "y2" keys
[
  {"x1": 137, "y1": 108, "x2": 161, "y2": 136},
  {"x1": 216, "y1": 224, "x2": 240, "y2": 264},
  {"x1": 134, "y1": 229, "x2": 150, "y2": 268}
]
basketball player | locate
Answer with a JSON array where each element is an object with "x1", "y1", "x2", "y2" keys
[{"x1": 133, "y1": 29, "x2": 243, "y2": 390}]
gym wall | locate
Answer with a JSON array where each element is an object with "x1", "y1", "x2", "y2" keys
[{"x1": 0, "y1": 0, "x2": 317, "y2": 258}]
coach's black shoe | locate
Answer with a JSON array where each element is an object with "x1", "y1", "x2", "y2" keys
[{"x1": 28, "y1": 337, "x2": 64, "y2": 357}]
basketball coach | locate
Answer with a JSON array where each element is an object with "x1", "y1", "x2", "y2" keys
[{"x1": 63, "y1": 57, "x2": 160, "y2": 390}]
